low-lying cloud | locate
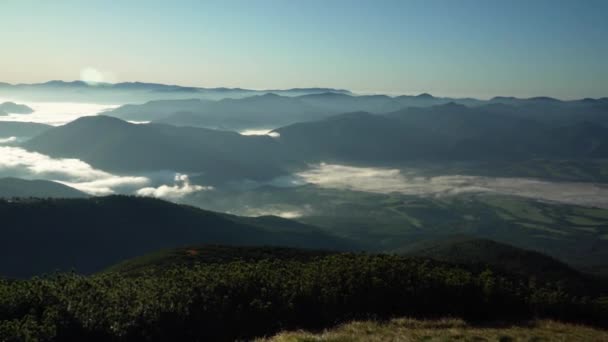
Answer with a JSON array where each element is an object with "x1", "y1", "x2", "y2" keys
[
  {"x1": 296, "y1": 163, "x2": 608, "y2": 208},
  {"x1": 0, "y1": 147, "x2": 210, "y2": 199},
  {"x1": 0, "y1": 98, "x2": 118, "y2": 126},
  {"x1": 239, "y1": 128, "x2": 280, "y2": 138},
  {"x1": 0, "y1": 137, "x2": 17, "y2": 144},
  {"x1": 136, "y1": 174, "x2": 212, "y2": 200},
  {"x1": 0, "y1": 146, "x2": 149, "y2": 195}
]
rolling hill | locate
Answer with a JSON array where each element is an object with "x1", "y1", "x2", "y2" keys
[
  {"x1": 0, "y1": 195, "x2": 354, "y2": 278},
  {"x1": 399, "y1": 236, "x2": 604, "y2": 294}
]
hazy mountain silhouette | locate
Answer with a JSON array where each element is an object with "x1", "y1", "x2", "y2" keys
[
  {"x1": 108, "y1": 93, "x2": 330, "y2": 130},
  {"x1": 24, "y1": 116, "x2": 289, "y2": 182},
  {"x1": 103, "y1": 90, "x2": 608, "y2": 131},
  {"x1": 0, "y1": 80, "x2": 351, "y2": 103},
  {"x1": 0, "y1": 101, "x2": 34, "y2": 114},
  {"x1": 275, "y1": 103, "x2": 608, "y2": 162}
]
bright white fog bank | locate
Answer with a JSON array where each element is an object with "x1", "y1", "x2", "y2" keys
[
  {"x1": 296, "y1": 163, "x2": 608, "y2": 209},
  {"x1": 0, "y1": 98, "x2": 119, "y2": 126},
  {"x1": 239, "y1": 129, "x2": 280, "y2": 138},
  {"x1": 0, "y1": 146, "x2": 208, "y2": 198}
]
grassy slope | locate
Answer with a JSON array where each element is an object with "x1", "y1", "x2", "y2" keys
[{"x1": 260, "y1": 318, "x2": 608, "y2": 342}]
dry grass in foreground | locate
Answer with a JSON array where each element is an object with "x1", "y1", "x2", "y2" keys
[{"x1": 258, "y1": 318, "x2": 608, "y2": 342}]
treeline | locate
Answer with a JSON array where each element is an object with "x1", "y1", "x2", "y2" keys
[{"x1": 1, "y1": 254, "x2": 606, "y2": 341}]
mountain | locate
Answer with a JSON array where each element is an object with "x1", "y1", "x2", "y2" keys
[
  {"x1": 0, "y1": 178, "x2": 87, "y2": 198},
  {"x1": 105, "y1": 98, "x2": 213, "y2": 121},
  {"x1": 274, "y1": 104, "x2": 608, "y2": 163},
  {"x1": 81, "y1": 87, "x2": 608, "y2": 130},
  {"x1": 296, "y1": 92, "x2": 403, "y2": 113},
  {"x1": 107, "y1": 94, "x2": 331, "y2": 130},
  {"x1": 0, "y1": 195, "x2": 354, "y2": 277},
  {"x1": 0, "y1": 121, "x2": 52, "y2": 138},
  {"x1": 24, "y1": 116, "x2": 289, "y2": 183},
  {"x1": 0, "y1": 101, "x2": 34, "y2": 114}
]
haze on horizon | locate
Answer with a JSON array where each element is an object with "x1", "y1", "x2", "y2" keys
[{"x1": 2, "y1": 0, "x2": 607, "y2": 99}]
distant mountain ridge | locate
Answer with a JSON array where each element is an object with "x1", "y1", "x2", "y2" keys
[
  {"x1": 103, "y1": 91, "x2": 608, "y2": 130},
  {"x1": 0, "y1": 80, "x2": 352, "y2": 103},
  {"x1": 274, "y1": 103, "x2": 608, "y2": 162}
]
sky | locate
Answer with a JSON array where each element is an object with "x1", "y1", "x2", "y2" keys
[{"x1": 1, "y1": 0, "x2": 607, "y2": 99}]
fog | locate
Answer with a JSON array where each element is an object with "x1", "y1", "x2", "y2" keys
[
  {"x1": 296, "y1": 163, "x2": 608, "y2": 209},
  {"x1": 0, "y1": 137, "x2": 18, "y2": 144},
  {"x1": 136, "y1": 174, "x2": 212, "y2": 200},
  {"x1": 0, "y1": 97, "x2": 118, "y2": 126},
  {"x1": 0, "y1": 146, "x2": 208, "y2": 199},
  {"x1": 235, "y1": 207, "x2": 305, "y2": 219},
  {"x1": 239, "y1": 128, "x2": 280, "y2": 138}
]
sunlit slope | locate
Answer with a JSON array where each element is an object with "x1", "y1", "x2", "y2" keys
[{"x1": 259, "y1": 318, "x2": 608, "y2": 342}]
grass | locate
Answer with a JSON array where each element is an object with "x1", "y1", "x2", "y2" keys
[
  {"x1": 259, "y1": 318, "x2": 608, "y2": 342},
  {"x1": 480, "y1": 196, "x2": 554, "y2": 224},
  {"x1": 566, "y1": 215, "x2": 605, "y2": 226}
]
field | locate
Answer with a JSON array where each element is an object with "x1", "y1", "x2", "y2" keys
[
  {"x1": 260, "y1": 318, "x2": 608, "y2": 342},
  {"x1": 185, "y1": 186, "x2": 608, "y2": 274}
]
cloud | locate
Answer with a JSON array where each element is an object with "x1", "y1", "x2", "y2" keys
[
  {"x1": 239, "y1": 129, "x2": 281, "y2": 138},
  {"x1": 0, "y1": 137, "x2": 17, "y2": 144},
  {"x1": 136, "y1": 173, "x2": 212, "y2": 200},
  {"x1": 0, "y1": 99, "x2": 118, "y2": 126},
  {"x1": 238, "y1": 207, "x2": 304, "y2": 219},
  {"x1": 296, "y1": 163, "x2": 608, "y2": 208},
  {"x1": 0, "y1": 146, "x2": 149, "y2": 195}
]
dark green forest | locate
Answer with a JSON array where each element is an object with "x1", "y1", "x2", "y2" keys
[{"x1": 1, "y1": 249, "x2": 607, "y2": 341}]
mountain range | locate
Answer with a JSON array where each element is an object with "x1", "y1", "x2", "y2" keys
[
  {"x1": 275, "y1": 103, "x2": 608, "y2": 163},
  {"x1": 24, "y1": 115, "x2": 290, "y2": 182},
  {"x1": 103, "y1": 91, "x2": 608, "y2": 131},
  {"x1": 19, "y1": 101, "x2": 608, "y2": 184},
  {"x1": 0, "y1": 80, "x2": 351, "y2": 103}
]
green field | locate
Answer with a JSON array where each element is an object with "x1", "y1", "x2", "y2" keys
[{"x1": 185, "y1": 185, "x2": 608, "y2": 274}]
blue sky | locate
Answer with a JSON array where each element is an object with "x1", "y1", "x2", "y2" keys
[{"x1": 2, "y1": 0, "x2": 607, "y2": 98}]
